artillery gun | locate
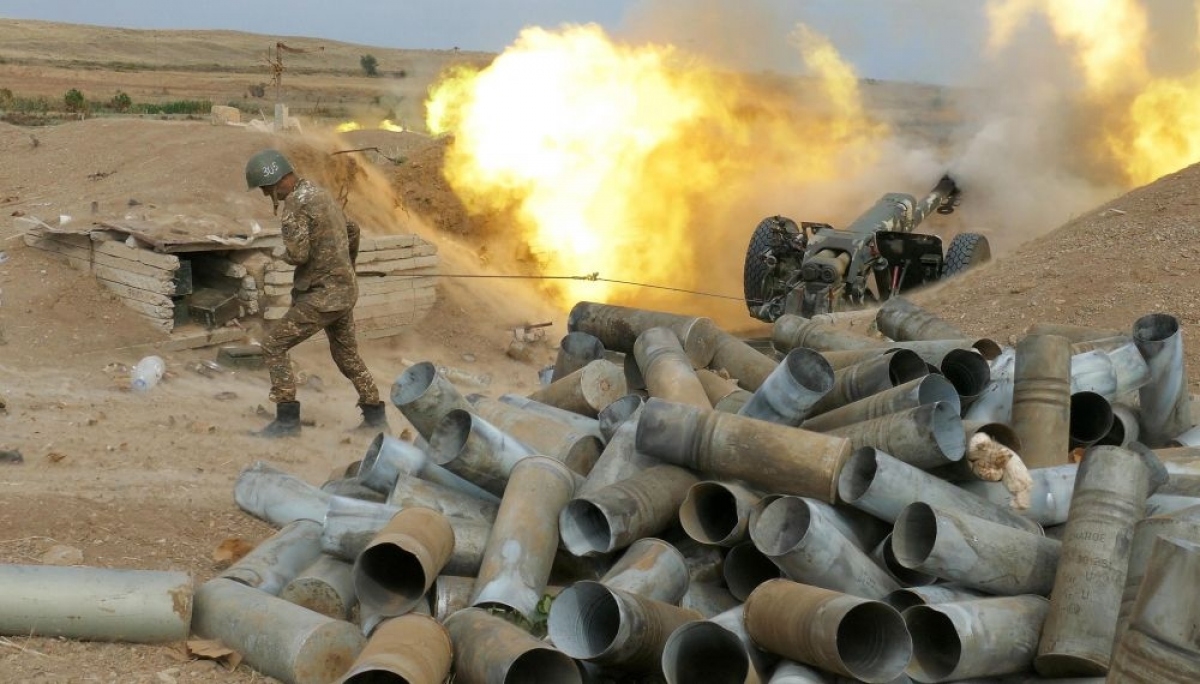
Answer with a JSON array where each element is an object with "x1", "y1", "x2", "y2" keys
[{"x1": 743, "y1": 175, "x2": 990, "y2": 321}]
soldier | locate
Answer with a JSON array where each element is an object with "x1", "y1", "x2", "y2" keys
[{"x1": 244, "y1": 148, "x2": 388, "y2": 437}]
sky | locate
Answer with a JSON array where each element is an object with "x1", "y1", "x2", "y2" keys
[{"x1": 0, "y1": 0, "x2": 990, "y2": 85}]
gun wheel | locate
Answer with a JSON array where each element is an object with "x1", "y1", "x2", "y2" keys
[
  {"x1": 942, "y1": 232, "x2": 991, "y2": 278},
  {"x1": 743, "y1": 216, "x2": 797, "y2": 317}
]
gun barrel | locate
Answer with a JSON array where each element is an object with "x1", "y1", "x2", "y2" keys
[{"x1": 913, "y1": 175, "x2": 959, "y2": 226}]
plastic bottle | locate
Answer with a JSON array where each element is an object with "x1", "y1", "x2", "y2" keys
[{"x1": 131, "y1": 356, "x2": 166, "y2": 392}]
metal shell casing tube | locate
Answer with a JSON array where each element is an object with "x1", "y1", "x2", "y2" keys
[
  {"x1": 724, "y1": 541, "x2": 783, "y2": 601},
  {"x1": 1011, "y1": 334, "x2": 1072, "y2": 469},
  {"x1": 1115, "y1": 513, "x2": 1200, "y2": 644},
  {"x1": 661, "y1": 609, "x2": 758, "y2": 684},
  {"x1": 738, "y1": 347, "x2": 834, "y2": 425},
  {"x1": 336, "y1": 613, "x2": 452, "y2": 684},
  {"x1": 680, "y1": 480, "x2": 762, "y2": 547},
  {"x1": 445, "y1": 607, "x2": 582, "y2": 684},
  {"x1": 320, "y1": 476, "x2": 386, "y2": 503},
  {"x1": 280, "y1": 554, "x2": 356, "y2": 620},
  {"x1": 528, "y1": 358, "x2": 627, "y2": 418},
  {"x1": 904, "y1": 596, "x2": 1051, "y2": 682},
  {"x1": 887, "y1": 338, "x2": 1003, "y2": 365},
  {"x1": 875, "y1": 296, "x2": 966, "y2": 342},
  {"x1": 928, "y1": 420, "x2": 1022, "y2": 483},
  {"x1": 560, "y1": 464, "x2": 699, "y2": 556},
  {"x1": 598, "y1": 393, "x2": 644, "y2": 442},
  {"x1": 677, "y1": 536, "x2": 727, "y2": 585},
  {"x1": 802, "y1": 375, "x2": 960, "y2": 433},
  {"x1": 386, "y1": 471, "x2": 499, "y2": 523},
  {"x1": 871, "y1": 533, "x2": 938, "y2": 586},
  {"x1": 431, "y1": 575, "x2": 474, "y2": 621},
  {"x1": 807, "y1": 349, "x2": 928, "y2": 417},
  {"x1": 772, "y1": 314, "x2": 887, "y2": 353},
  {"x1": 1070, "y1": 349, "x2": 1117, "y2": 397},
  {"x1": 598, "y1": 537, "x2": 690, "y2": 604},
  {"x1": 1098, "y1": 402, "x2": 1139, "y2": 447},
  {"x1": 427, "y1": 408, "x2": 538, "y2": 496},
  {"x1": 751, "y1": 495, "x2": 898, "y2": 599},
  {"x1": 1106, "y1": 341, "x2": 1151, "y2": 397},
  {"x1": 548, "y1": 580, "x2": 703, "y2": 672},
  {"x1": 964, "y1": 347, "x2": 1016, "y2": 424},
  {"x1": 939, "y1": 348, "x2": 991, "y2": 408},
  {"x1": 716, "y1": 388, "x2": 754, "y2": 414},
  {"x1": 357, "y1": 432, "x2": 497, "y2": 502},
  {"x1": 884, "y1": 584, "x2": 989, "y2": 612},
  {"x1": 892, "y1": 503, "x2": 1061, "y2": 595},
  {"x1": 1027, "y1": 322, "x2": 1124, "y2": 343},
  {"x1": 1069, "y1": 391, "x2": 1115, "y2": 449},
  {"x1": 1133, "y1": 313, "x2": 1194, "y2": 446},
  {"x1": 636, "y1": 398, "x2": 852, "y2": 502},
  {"x1": 471, "y1": 456, "x2": 576, "y2": 620},
  {"x1": 468, "y1": 395, "x2": 603, "y2": 475},
  {"x1": 234, "y1": 460, "x2": 331, "y2": 527},
  {"x1": 220, "y1": 519, "x2": 323, "y2": 596},
  {"x1": 742, "y1": 578, "x2": 912, "y2": 684},
  {"x1": 768, "y1": 660, "x2": 834, "y2": 683},
  {"x1": 353, "y1": 507, "x2": 455, "y2": 618},
  {"x1": 567, "y1": 301, "x2": 722, "y2": 367},
  {"x1": 319, "y1": 496, "x2": 401, "y2": 561},
  {"x1": 829, "y1": 402, "x2": 966, "y2": 470},
  {"x1": 680, "y1": 582, "x2": 741, "y2": 618},
  {"x1": 635, "y1": 326, "x2": 714, "y2": 409},
  {"x1": 0, "y1": 565, "x2": 191, "y2": 643},
  {"x1": 958, "y1": 464, "x2": 1079, "y2": 527},
  {"x1": 193, "y1": 578, "x2": 365, "y2": 684},
  {"x1": 390, "y1": 361, "x2": 473, "y2": 440},
  {"x1": 554, "y1": 330, "x2": 607, "y2": 380},
  {"x1": 709, "y1": 329, "x2": 780, "y2": 392},
  {"x1": 819, "y1": 347, "x2": 894, "y2": 371},
  {"x1": 1035, "y1": 445, "x2": 1167, "y2": 677},
  {"x1": 498, "y1": 393, "x2": 604, "y2": 442},
  {"x1": 579, "y1": 409, "x2": 659, "y2": 497}
]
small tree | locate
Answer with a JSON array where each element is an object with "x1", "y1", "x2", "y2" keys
[
  {"x1": 110, "y1": 91, "x2": 132, "y2": 112},
  {"x1": 360, "y1": 54, "x2": 379, "y2": 77},
  {"x1": 63, "y1": 88, "x2": 86, "y2": 113},
  {"x1": 0, "y1": 88, "x2": 12, "y2": 109}
]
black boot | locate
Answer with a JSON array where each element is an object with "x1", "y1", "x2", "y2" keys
[
  {"x1": 353, "y1": 402, "x2": 390, "y2": 433},
  {"x1": 254, "y1": 401, "x2": 301, "y2": 438}
]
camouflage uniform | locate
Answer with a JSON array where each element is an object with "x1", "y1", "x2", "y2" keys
[{"x1": 260, "y1": 178, "x2": 381, "y2": 405}]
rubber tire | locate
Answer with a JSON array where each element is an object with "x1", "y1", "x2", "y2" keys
[
  {"x1": 743, "y1": 217, "x2": 785, "y2": 314},
  {"x1": 942, "y1": 232, "x2": 991, "y2": 278}
]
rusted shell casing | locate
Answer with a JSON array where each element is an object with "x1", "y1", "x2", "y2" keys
[
  {"x1": 905, "y1": 596, "x2": 1051, "y2": 682},
  {"x1": 430, "y1": 574, "x2": 474, "y2": 621},
  {"x1": 0, "y1": 565, "x2": 191, "y2": 643},
  {"x1": 1035, "y1": 445, "x2": 1167, "y2": 677},
  {"x1": 1069, "y1": 391, "x2": 1115, "y2": 449},
  {"x1": 680, "y1": 582, "x2": 742, "y2": 618},
  {"x1": 716, "y1": 388, "x2": 754, "y2": 414},
  {"x1": 724, "y1": 541, "x2": 783, "y2": 601},
  {"x1": 387, "y1": 471, "x2": 499, "y2": 523},
  {"x1": 680, "y1": 480, "x2": 762, "y2": 547},
  {"x1": 751, "y1": 495, "x2": 898, "y2": 599},
  {"x1": 624, "y1": 352, "x2": 648, "y2": 391},
  {"x1": 829, "y1": 401, "x2": 966, "y2": 470},
  {"x1": 884, "y1": 583, "x2": 989, "y2": 612},
  {"x1": 548, "y1": 580, "x2": 703, "y2": 672},
  {"x1": 677, "y1": 537, "x2": 728, "y2": 585},
  {"x1": 354, "y1": 507, "x2": 455, "y2": 618},
  {"x1": 709, "y1": 329, "x2": 780, "y2": 392},
  {"x1": 220, "y1": 519, "x2": 323, "y2": 596},
  {"x1": 802, "y1": 375, "x2": 960, "y2": 433},
  {"x1": 1011, "y1": 334, "x2": 1072, "y2": 469},
  {"x1": 568, "y1": 301, "x2": 721, "y2": 367},
  {"x1": 636, "y1": 398, "x2": 852, "y2": 503},
  {"x1": 579, "y1": 409, "x2": 659, "y2": 497},
  {"x1": 1108, "y1": 535, "x2": 1200, "y2": 683},
  {"x1": 871, "y1": 533, "x2": 937, "y2": 586},
  {"x1": 193, "y1": 578, "x2": 365, "y2": 684},
  {"x1": 876, "y1": 296, "x2": 966, "y2": 342},
  {"x1": 390, "y1": 361, "x2": 473, "y2": 440},
  {"x1": 964, "y1": 347, "x2": 1016, "y2": 424},
  {"x1": 234, "y1": 460, "x2": 331, "y2": 527},
  {"x1": 893, "y1": 503, "x2": 1061, "y2": 595},
  {"x1": 598, "y1": 393, "x2": 644, "y2": 441},
  {"x1": 743, "y1": 578, "x2": 912, "y2": 684},
  {"x1": 599, "y1": 537, "x2": 690, "y2": 604},
  {"x1": 807, "y1": 350, "x2": 928, "y2": 417},
  {"x1": 445, "y1": 607, "x2": 582, "y2": 684},
  {"x1": 357, "y1": 432, "x2": 496, "y2": 503},
  {"x1": 469, "y1": 395, "x2": 603, "y2": 475},
  {"x1": 499, "y1": 393, "x2": 604, "y2": 442},
  {"x1": 471, "y1": 456, "x2": 576, "y2": 619},
  {"x1": 958, "y1": 464, "x2": 1078, "y2": 527},
  {"x1": 1115, "y1": 513, "x2": 1200, "y2": 645},
  {"x1": 635, "y1": 326, "x2": 714, "y2": 409},
  {"x1": 1134, "y1": 313, "x2": 1195, "y2": 446},
  {"x1": 737, "y1": 347, "x2": 835, "y2": 426},
  {"x1": 279, "y1": 554, "x2": 356, "y2": 620},
  {"x1": 560, "y1": 464, "x2": 699, "y2": 556},
  {"x1": 336, "y1": 613, "x2": 452, "y2": 684},
  {"x1": 554, "y1": 330, "x2": 607, "y2": 380},
  {"x1": 529, "y1": 358, "x2": 628, "y2": 418},
  {"x1": 662, "y1": 606, "x2": 768, "y2": 684},
  {"x1": 772, "y1": 314, "x2": 887, "y2": 353},
  {"x1": 427, "y1": 408, "x2": 537, "y2": 496}
]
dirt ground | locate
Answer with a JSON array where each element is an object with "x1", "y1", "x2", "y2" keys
[{"x1": 4, "y1": 17, "x2": 1200, "y2": 684}]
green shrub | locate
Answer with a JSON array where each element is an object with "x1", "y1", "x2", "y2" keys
[
  {"x1": 110, "y1": 91, "x2": 132, "y2": 112},
  {"x1": 360, "y1": 54, "x2": 379, "y2": 77},
  {"x1": 63, "y1": 88, "x2": 87, "y2": 113}
]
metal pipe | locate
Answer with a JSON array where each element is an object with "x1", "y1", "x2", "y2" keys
[
  {"x1": 353, "y1": 507, "x2": 454, "y2": 618},
  {"x1": 547, "y1": 580, "x2": 702, "y2": 671},
  {"x1": 905, "y1": 595, "x2": 1051, "y2": 682},
  {"x1": 957, "y1": 464, "x2": 1078, "y2": 526},
  {"x1": 567, "y1": 301, "x2": 723, "y2": 367},
  {"x1": 598, "y1": 537, "x2": 690, "y2": 604},
  {"x1": 709, "y1": 329, "x2": 780, "y2": 392},
  {"x1": 1133, "y1": 313, "x2": 1195, "y2": 446},
  {"x1": 234, "y1": 460, "x2": 331, "y2": 527},
  {"x1": 742, "y1": 578, "x2": 912, "y2": 684},
  {"x1": 751, "y1": 496, "x2": 899, "y2": 599},
  {"x1": 1108, "y1": 536, "x2": 1200, "y2": 683},
  {"x1": 768, "y1": 661, "x2": 834, "y2": 683},
  {"x1": 390, "y1": 360, "x2": 474, "y2": 440},
  {"x1": 680, "y1": 480, "x2": 762, "y2": 547},
  {"x1": 357, "y1": 432, "x2": 498, "y2": 502},
  {"x1": 220, "y1": 519, "x2": 323, "y2": 596},
  {"x1": 1026, "y1": 322, "x2": 1123, "y2": 343},
  {"x1": 680, "y1": 582, "x2": 742, "y2": 618},
  {"x1": 320, "y1": 476, "x2": 387, "y2": 503},
  {"x1": 725, "y1": 541, "x2": 783, "y2": 601},
  {"x1": 386, "y1": 471, "x2": 499, "y2": 523},
  {"x1": 1069, "y1": 391, "x2": 1115, "y2": 449},
  {"x1": 875, "y1": 296, "x2": 965, "y2": 342},
  {"x1": 336, "y1": 613, "x2": 452, "y2": 684},
  {"x1": 1071, "y1": 349, "x2": 1117, "y2": 397},
  {"x1": 892, "y1": 502, "x2": 1061, "y2": 595},
  {"x1": 469, "y1": 395, "x2": 604, "y2": 475},
  {"x1": 499, "y1": 393, "x2": 604, "y2": 442},
  {"x1": 560, "y1": 464, "x2": 699, "y2": 556},
  {"x1": 1100, "y1": 341, "x2": 1150, "y2": 399},
  {"x1": 1035, "y1": 444, "x2": 1167, "y2": 677},
  {"x1": 0, "y1": 565, "x2": 190, "y2": 643},
  {"x1": 427, "y1": 408, "x2": 537, "y2": 496},
  {"x1": 1115, "y1": 513, "x2": 1200, "y2": 646},
  {"x1": 884, "y1": 584, "x2": 989, "y2": 613},
  {"x1": 801, "y1": 375, "x2": 960, "y2": 433},
  {"x1": 635, "y1": 326, "x2": 714, "y2": 409},
  {"x1": 772, "y1": 313, "x2": 887, "y2": 354},
  {"x1": 597, "y1": 393, "x2": 644, "y2": 442},
  {"x1": 193, "y1": 578, "x2": 365, "y2": 684},
  {"x1": 445, "y1": 607, "x2": 582, "y2": 684},
  {"x1": 828, "y1": 401, "x2": 966, "y2": 470},
  {"x1": 939, "y1": 348, "x2": 991, "y2": 408},
  {"x1": 963, "y1": 346, "x2": 1016, "y2": 424},
  {"x1": 528, "y1": 359, "x2": 628, "y2": 418},
  {"x1": 1011, "y1": 334, "x2": 1072, "y2": 469},
  {"x1": 738, "y1": 347, "x2": 835, "y2": 425},
  {"x1": 555, "y1": 330, "x2": 607, "y2": 380},
  {"x1": 661, "y1": 610, "x2": 757, "y2": 684},
  {"x1": 578, "y1": 409, "x2": 659, "y2": 497},
  {"x1": 807, "y1": 350, "x2": 928, "y2": 417},
  {"x1": 637, "y1": 398, "x2": 852, "y2": 502},
  {"x1": 871, "y1": 533, "x2": 937, "y2": 586},
  {"x1": 472, "y1": 456, "x2": 576, "y2": 620},
  {"x1": 280, "y1": 554, "x2": 356, "y2": 620},
  {"x1": 430, "y1": 575, "x2": 475, "y2": 621}
]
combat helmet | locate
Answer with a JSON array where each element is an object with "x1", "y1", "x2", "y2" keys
[{"x1": 245, "y1": 149, "x2": 294, "y2": 190}]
